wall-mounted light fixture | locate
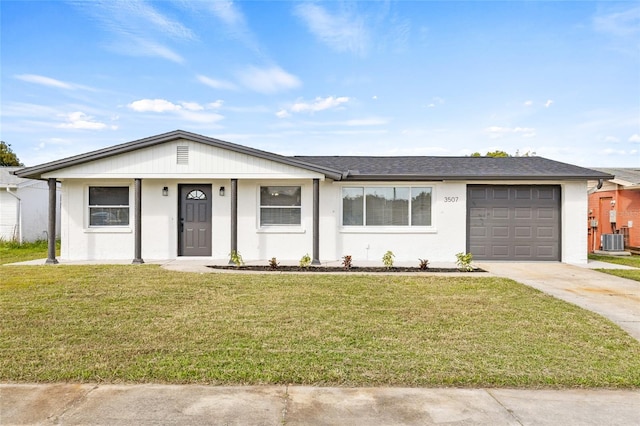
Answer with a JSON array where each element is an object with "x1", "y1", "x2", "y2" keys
[
  {"x1": 162, "y1": 186, "x2": 169, "y2": 196},
  {"x1": 219, "y1": 186, "x2": 225, "y2": 196},
  {"x1": 611, "y1": 199, "x2": 616, "y2": 207}
]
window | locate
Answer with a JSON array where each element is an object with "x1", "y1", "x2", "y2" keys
[
  {"x1": 342, "y1": 186, "x2": 432, "y2": 226},
  {"x1": 89, "y1": 186, "x2": 129, "y2": 226},
  {"x1": 260, "y1": 186, "x2": 301, "y2": 226}
]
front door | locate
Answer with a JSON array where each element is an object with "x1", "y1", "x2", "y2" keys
[{"x1": 179, "y1": 184, "x2": 212, "y2": 256}]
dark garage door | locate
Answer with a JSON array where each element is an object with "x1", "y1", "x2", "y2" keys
[{"x1": 467, "y1": 185, "x2": 561, "y2": 261}]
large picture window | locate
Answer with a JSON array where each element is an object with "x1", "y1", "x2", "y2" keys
[
  {"x1": 342, "y1": 186, "x2": 432, "y2": 227},
  {"x1": 260, "y1": 186, "x2": 301, "y2": 226},
  {"x1": 89, "y1": 186, "x2": 130, "y2": 226}
]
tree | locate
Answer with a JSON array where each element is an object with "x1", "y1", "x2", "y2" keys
[
  {"x1": 471, "y1": 150, "x2": 510, "y2": 158},
  {"x1": 0, "y1": 141, "x2": 23, "y2": 166}
]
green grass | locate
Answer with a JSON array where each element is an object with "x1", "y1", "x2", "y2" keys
[
  {"x1": 589, "y1": 254, "x2": 640, "y2": 282},
  {"x1": 0, "y1": 240, "x2": 59, "y2": 265},
  {"x1": 2, "y1": 265, "x2": 640, "y2": 388},
  {"x1": 589, "y1": 253, "x2": 640, "y2": 268}
]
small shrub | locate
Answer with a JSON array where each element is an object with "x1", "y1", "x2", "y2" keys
[
  {"x1": 418, "y1": 258, "x2": 429, "y2": 270},
  {"x1": 342, "y1": 255, "x2": 352, "y2": 270},
  {"x1": 268, "y1": 257, "x2": 279, "y2": 270},
  {"x1": 455, "y1": 252, "x2": 474, "y2": 272},
  {"x1": 382, "y1": 250, "x2": 395, "y2": 269},
  {"x1": 299, "y1": 253, "x2": 312, "y2": 268},
  {"x1": 229, "y1": 250, "x2": 244, "y2": 266}
]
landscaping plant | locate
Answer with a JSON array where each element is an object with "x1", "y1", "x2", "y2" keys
[
  {"x1": 229, "y1": 250, "x2": 244, "y2": 266},
  {"x1": 299, "y1": 253, "x2": 311, "y2": 268},
  {"x1": 418, "y1": 258, "x2": 429, "y2": 270},
  {"x1": 268, "y1": 257, "x2": 279, "y2": 270},
  {"x1": 382, "y1": 250, "x2": 395, "y2": 269},
  {"x1": 342, "y1": 255, "x2": 352, "y2": 270},
  {"x1": 455, "y1": 252, "x2": 474, "y2": 272}
]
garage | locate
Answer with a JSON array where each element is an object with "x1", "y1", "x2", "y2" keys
[{"x1": 467, "y1": 185, "x2": 561, "y2": 261}]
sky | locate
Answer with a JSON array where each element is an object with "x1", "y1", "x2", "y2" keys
[{"x1": 1, "y1": 0, "x2": 639, "y2": 168}]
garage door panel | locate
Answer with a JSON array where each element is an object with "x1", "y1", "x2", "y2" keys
[
  {"x1": 515, "y1": 227, "x2": 532, "y2": 238},
  {"x1": 515, "y1": 188, "x2": 532, "y2": 199},
  {"x1": 470, "y1": 227, "x2": 487, "y2": 237},
  {"x1": 492, "y1": 188, "x2": 509, "y2": 199},
  {"x1": 491, "y1": 246, "x2": 510, "y2": 257},
  {"x1": 492, "y1": 227, "x2": 509, "y2": 238},
  {"x1": 537, "y1": 227, "x2": 555, "y2": 238},
  {"x1": 468, "y1": 185, "x2": 560, "y2": 261},
  {"x1": 514, "y1": 246, "x2": 533, "y2": 257}
]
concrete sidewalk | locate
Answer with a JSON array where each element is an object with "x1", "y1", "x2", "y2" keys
[{"x1": 2, "y1": 384, "x2": 639, "y2": 425}]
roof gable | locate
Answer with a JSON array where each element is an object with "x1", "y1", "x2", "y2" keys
[{"x1": 15, "y1": 130, "x2": 343, "y2": 180}]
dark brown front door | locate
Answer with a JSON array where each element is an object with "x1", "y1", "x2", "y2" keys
[{"x1": 179, "y1": 184, "x2": 212, "y2": 256}]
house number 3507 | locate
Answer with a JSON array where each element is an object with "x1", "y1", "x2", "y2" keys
[{"x1": 444, "y1": 197, "x2": 459, "y2": 203}]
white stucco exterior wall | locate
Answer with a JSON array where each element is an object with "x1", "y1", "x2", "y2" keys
[
  {"x1": 561, "y1": 180, "x2": 589, "y2": 264},
  {"x1": 57, "y1": 178, "x2": 591, "y2": 264}
]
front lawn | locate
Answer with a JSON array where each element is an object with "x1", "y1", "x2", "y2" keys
[
  {"x1": 0, "y1": 240, "x2": 59, "y2": 265},
  {"x1": 2, "y1": 265, "x2": 639, "y2": 388},
  {"x1": 589, "y1": 254, "x2": 640, "y2": 282}
]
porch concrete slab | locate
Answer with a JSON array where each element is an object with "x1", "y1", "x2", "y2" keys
[{"x1": 478, "y1": 262, "x2": 640, "y2": 341}]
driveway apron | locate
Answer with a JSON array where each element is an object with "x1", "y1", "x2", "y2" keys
[{"x1": 478, "y1": 262, "x2": 640, "y2": 341}]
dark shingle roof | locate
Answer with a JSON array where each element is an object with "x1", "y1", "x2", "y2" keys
[
  {"x1": 295, "y1": 156, "x2": 613, "y2": 181},
  {"x1": 13, "y1": 130, "x2": 612, "y2": 181},
  {"x1": 591, "y1": 168, "x2": 640, "y2": 185}
]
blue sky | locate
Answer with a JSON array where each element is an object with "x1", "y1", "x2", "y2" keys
[{"x1": 1, "y1": 1, "x2": 638, "y2": 167}]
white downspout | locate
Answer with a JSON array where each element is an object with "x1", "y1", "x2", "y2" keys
[{"x1": 5, "y1": 187, "x2": 22, "y2": 243}]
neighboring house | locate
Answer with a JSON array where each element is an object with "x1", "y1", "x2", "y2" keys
[
  {"x1": 14, "y1": 130, "x2": 612, "y2": 264},
  {"x1": 588, "y1": 168, "x2": 640, "y2": 252},
  {"x1": 0, "y1": 167, "x2": 61, "y2": 242}
]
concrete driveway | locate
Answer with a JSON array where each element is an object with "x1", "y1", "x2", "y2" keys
[{"x1": 477, "y1": 262, "x2": 640, "y2": 341}]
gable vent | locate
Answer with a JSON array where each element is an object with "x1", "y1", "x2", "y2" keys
[{"x1": 177, "y1": 146, "x2": 189, "y2": 164}]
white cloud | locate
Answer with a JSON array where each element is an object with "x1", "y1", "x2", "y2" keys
[
  {"x1": 544, "y1": 100, "x2": 554, "y2": 108},
  {"x1": 523, "y1": 100, "x2": 533, "y2": 107},
  {"x1": 276, "y1": 109, "x2": 291, "y2": 119},
  {"x1": 207, "y1": 100, "x2": 224, "y2": 109},
  {"x1": 14, "y1": 74, "x2": 96, "y2": 91},
  {"x1": 594, "y1": 6, "x2": 640, "y2": 37},
  {"x1": 128, "y1": 99, "x2": 183, "y2": 113},
  {"x1": 57, "y1": 112, "x2": 112, "y2": 130},
  {"x1": 629, "y1": 134, "x2": 640, "y2": 143},
  {"x1": 238, "y1": 66, "x2": 301, "y2": 94},
  {"x1": 197, "y1": 75, "x2": 237, "y2": 90},
  {"x1": 485, "y1": 126, "x2": 536, "y2": 139},
  {"x1": 294, "y1": 3, "x2": 369, "y2": 55},
  {"x1": 71, "y1": 0, "x2": 194, "y2": 63},
  {"x1": 604, "y1": 136, "x2": 620, "y2": 143},
  {"x1": 291, "y1": 96, "x2": 350, "y2": 113},
  {"x1": 127, "y1": 98, "x2": 224, "y2": 123},
  {"x1": 181, "y1": 102, "x2": 204, "y2": 111}
]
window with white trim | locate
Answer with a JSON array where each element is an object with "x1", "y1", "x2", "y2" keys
[
  {"x1": 89, "y1": 186, "x2": 130, "y2": 226},
  {"x1": 260, "y1": 186, "x2": 301, "y2": 226},
  {"x1": 342, "y1": 186, "x2": 432, "y2": 226}
]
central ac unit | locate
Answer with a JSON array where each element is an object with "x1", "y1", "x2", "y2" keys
[{"x1": 601, "y1": 234, "x2": 624, "y2": 251}]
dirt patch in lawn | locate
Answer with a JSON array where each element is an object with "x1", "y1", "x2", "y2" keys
[{"x1": 207, "y1": 265, "x2": 484, "y2": 273}]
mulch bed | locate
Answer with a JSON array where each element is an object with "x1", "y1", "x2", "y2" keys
[{"x1": 207, "y1": 265, "x2": 484, "y2": 273}]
